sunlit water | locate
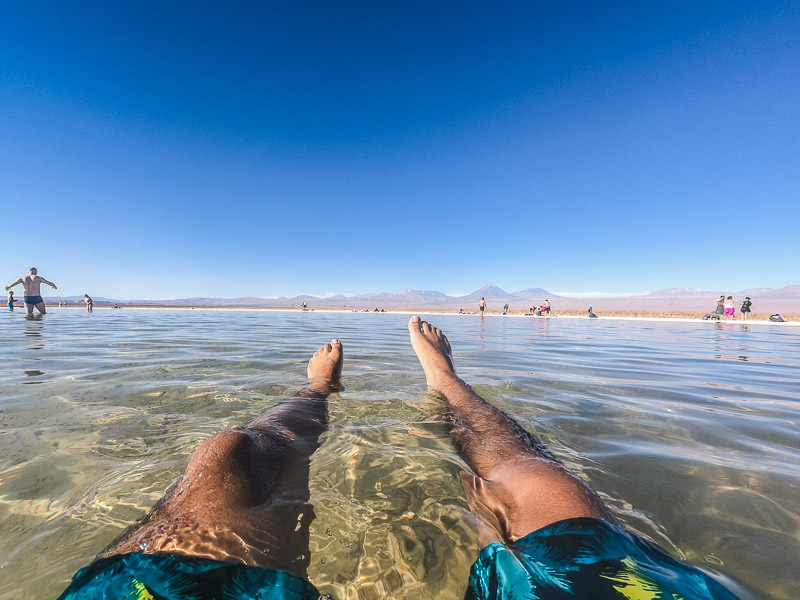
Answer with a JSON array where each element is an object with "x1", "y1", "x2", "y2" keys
[{"x1": 1, "y1": 309, "x2": 798, "y2": 599}]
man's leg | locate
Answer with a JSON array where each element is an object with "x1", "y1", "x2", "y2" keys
[
  {"x1": 408, "y1": 316, "x2": 613, "y2": 545},
  {"x1": 103, "y1": 339, "x2": 343, "y2": 578},
  {"x1": 25, "y1": 302, "x2": 35, "y2": 316},
  {"x1": 409, "y1": 317, "x2": 743, "y2": 600},
  {"x1": 35, "y1": 300, "x2": 46, "y2": 315}
]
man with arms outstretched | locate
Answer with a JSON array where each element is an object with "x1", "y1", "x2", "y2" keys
[{"x1": 5, "y1": 267, "x2": 57, "y2": 316}]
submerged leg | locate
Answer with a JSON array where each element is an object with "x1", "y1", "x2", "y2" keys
[
  {"x1": 408, "y1": 316, "x2": 613, "y2": 545},
  {"x1": 104, "y1": 339, "x2": 344, "y2": 578}
]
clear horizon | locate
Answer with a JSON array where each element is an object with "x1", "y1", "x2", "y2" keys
[{"x1": 3, "y1": 2, "x2": 799, "y2": 299}]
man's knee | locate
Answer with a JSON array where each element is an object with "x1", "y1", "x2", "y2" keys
[
  {"x1": 189, "y1": 429, "x2": 267, "y2": 473},
  {"x1": 183, "y1": 429, "x2": 285, "y2": 504}
]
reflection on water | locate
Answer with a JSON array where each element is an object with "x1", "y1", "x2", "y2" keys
[
  {"x1": 1, "y1": 310, "x2": 799, "y2": 599},
  {"x1": 23, "y1": 319, "x2": 44, "y2": 350}
]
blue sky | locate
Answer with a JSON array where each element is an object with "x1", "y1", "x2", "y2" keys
[{"x1": 2, "y1": 2, "x2": 799, "y2": 299}]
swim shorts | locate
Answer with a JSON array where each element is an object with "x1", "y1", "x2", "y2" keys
[
  {"x1": 57, "y1": 552, "x2": 320, "y2": 600},
  {"x1": 466, "y1": 517, "x2": 740, "y2": 600},
  {"x1": 724, "y1": 307, "x2": 735, "y2": 317},
  {"x1": 23, "y1": 295, "x2": 44, "y2": 305}
]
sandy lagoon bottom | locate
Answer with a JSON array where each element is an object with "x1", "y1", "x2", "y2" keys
[{"x1": 1, "y1": 309, "x2": 798, "y2": 599}]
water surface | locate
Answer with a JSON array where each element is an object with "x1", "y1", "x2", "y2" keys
[{"x1": 1, "y1": 309, "x2": 798, "y2": 599}]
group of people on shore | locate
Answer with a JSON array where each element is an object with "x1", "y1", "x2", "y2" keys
[
  {"x1": 6, "y1": 267, "x2": 93, "y2": 315},
  {"x1": 714, "y1": 295, "x2": 752, "y2": 321},
  {"x1": 480, "y1": 297, "x2": 552, "y2": 316}
]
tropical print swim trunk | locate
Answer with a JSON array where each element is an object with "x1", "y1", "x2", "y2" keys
[
  {"x1": 466, "y1": 517, "x2": 740, "y2": 600},
  {"x1": 57, "y1": 552, "x2": 320, "y2": 600}
]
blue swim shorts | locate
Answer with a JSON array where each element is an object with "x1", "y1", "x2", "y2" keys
[
  {"x1": 23, "y1": 295, "x2": 44, "y2": 305},
  {"x1": 466, "y1": 517, "x2": 740, "y2": 600},
  {"x1": 57, "y1": 552, "x2": 320, "y2": 600}
]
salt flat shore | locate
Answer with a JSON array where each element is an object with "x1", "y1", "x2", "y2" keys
[{"x1": 42, "y1": 304, "x2": 800, "y2": 327}]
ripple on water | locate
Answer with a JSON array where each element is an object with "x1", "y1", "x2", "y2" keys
[{"x1": 0, "y1": 311, "x2": 798, "y2": 599}]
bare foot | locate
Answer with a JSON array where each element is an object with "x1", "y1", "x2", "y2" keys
[
  {"x1": 408, "y1": 316, "x2": 458, "y2": 391},
  {"x1": 307, "y1": 339, "x2": 343, "y2": 392}
]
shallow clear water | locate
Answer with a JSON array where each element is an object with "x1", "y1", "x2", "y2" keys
[{"x1": 1, "y1": 309, "x2": 798, "y2": 599}]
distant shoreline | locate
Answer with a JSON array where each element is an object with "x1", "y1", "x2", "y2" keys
[
  {"x1": 28, "y1": 282, "x2": 800, "y2": 315},
  {"x1": 31, "y1": 304, "x2": 799, "y2": 326}
]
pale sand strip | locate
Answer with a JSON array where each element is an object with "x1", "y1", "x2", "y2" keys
[{"x1": 46, "y1": 305, "x2": 799, "y2": 327}]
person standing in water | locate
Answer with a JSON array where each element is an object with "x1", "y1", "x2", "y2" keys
[
  {"x1": 479, "y1": 297, "x2": 486, "y2": 315},
  {"x1": 84, "y1": 294, "x2": 94, "y2": 312},
  {"x1": 5, "y1": 267, "x2": 58, "y2": 316},
  {"x1": 7, "y1": 289, "x2": 16, "y2": 309}
]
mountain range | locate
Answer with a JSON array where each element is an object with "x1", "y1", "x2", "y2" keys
[{"x1": 58, "y1": 284, "x2": 800, "y2": 313}]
